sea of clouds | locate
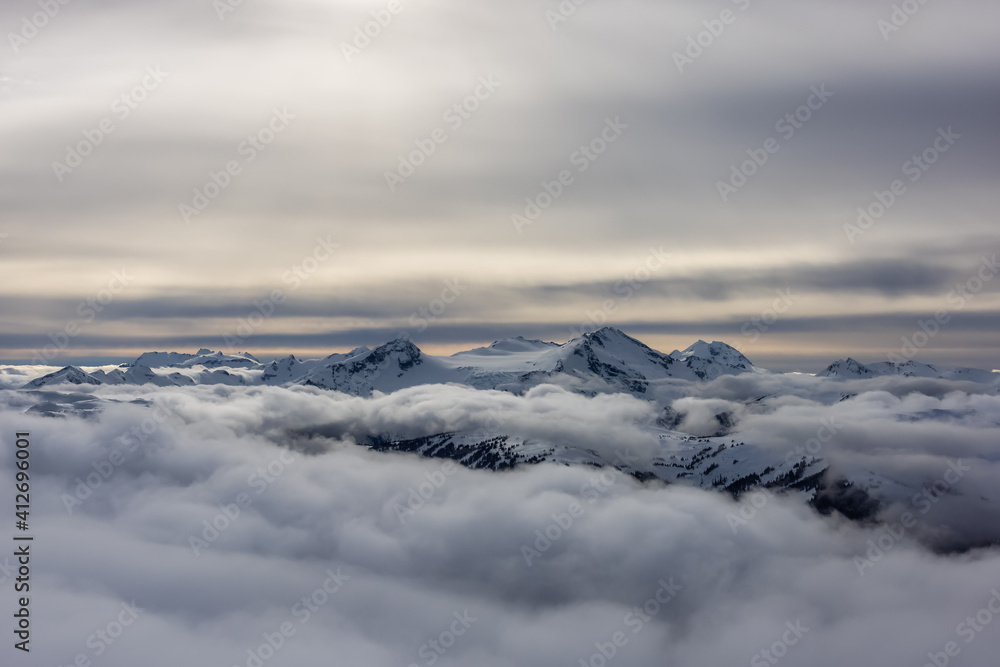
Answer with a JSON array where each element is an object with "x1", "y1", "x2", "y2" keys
[{"x1": 2, "y1": 377, "x2": 999, "y2": 667}]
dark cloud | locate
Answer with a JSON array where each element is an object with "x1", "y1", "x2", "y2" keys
[{"x1": 1, "y1": 0, "x2": 999, "y2": 366}]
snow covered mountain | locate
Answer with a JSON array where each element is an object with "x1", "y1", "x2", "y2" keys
[
  {"x1": 134, "y1": 349, "x2": 259, "y2": 369},
  {"x1": 296, "y1": 339, "x2": 463, "y2": 396},
  {"x1": 23, "y1": 365, "x2": 102, "y2": 389},
  {"x1": 819, "y1": 357, "x2": 999, "y2": 383},
  {"x1": 367, "y1": 424, "x2": 858, "y2": 519},
  {"x1": 669, "y1": 339, "x2": 757, "y2": 380},
  {"x1": 17, "y1": 327, "x2": 998, "y2": 393},
  {"x1": 289, "y1": 328, "x2": 761, "y2": 396},
  {"x1": 19, "y1": 328, "x2": 751, "y2": 393},
  {"x1": 12, "y1": 329, "x2": 999, "y2": 535}
]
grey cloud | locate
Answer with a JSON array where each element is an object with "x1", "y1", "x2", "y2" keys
[{"x1": 3, "y1": 378, "x2": 1000, "y2": 665}]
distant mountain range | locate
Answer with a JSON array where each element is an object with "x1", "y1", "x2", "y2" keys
[
  {"x1": 816, "y1": 357, "x2": 998, "y2": 383},
  {"x1": 20, "y1": 327, "x2": 999, "y2": 393},
  {"x1": 12, "y1": 328, "x2": 999, "y2": 531}
]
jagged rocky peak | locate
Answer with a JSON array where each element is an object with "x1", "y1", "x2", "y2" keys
[
  {"x1": 15, "y1": 331, "x2": 996, "y2": 394},
  {"x1": 311, "y1": 337, "x2": 426, "y2": 378},
  {"x1": 818, "y1": 358, "x2": 876, "y2": 378},
  {"x1": 581, "y1": 326, "x2": 635, "y2": 343},
  {"x1": 673, "y1": 340, "x2": 752, "y2": 365},
  {"x1": 366, "y1": 337, "x2": 423, "y2": 366},
  {"x1": 23, "y1": 366, "x2": 102, "y2": 389},
  {"x1": 572, "y1": 327, "x2": 668, "y2": 360}
]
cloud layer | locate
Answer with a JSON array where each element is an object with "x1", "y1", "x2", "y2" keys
[{"x1": 3, "y1": 377, "x2": 999, "y2": 666}]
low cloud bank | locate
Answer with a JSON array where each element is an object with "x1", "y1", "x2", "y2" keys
[{"x1": 1, "y1": 380, "x2": 998, "y2": 666}]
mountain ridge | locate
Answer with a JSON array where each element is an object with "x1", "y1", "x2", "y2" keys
[{"x1": 17, "y1": 327, "x2": 999, "y2": 392}]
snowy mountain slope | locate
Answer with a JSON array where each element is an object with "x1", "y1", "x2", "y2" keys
[
  {"x1": 90, "y1": 368, "x2": 126, "y2": 384},
  {"x1": 15, "y1": 329, "x2": 998, "y2": 393},
  {"x1": 817, "y1": 358, "x2": 878, "y2": 379},
  {"x1": 446, "y1": 336, "x2": 559, "y2": 368},
  {"x1": 670, "y1": 340, "x2": 758, "y2": 380},
  {"x1": 122, "y1": 363, "x2": 194, "y2": 387},
  {"x1": 295, "y1": 338, "x2": 466, "y2": 396},
  {"x1": 23, "y1": 366, "x2": 103, "y2": 389},
  {"x1": 289, "y1": 328, "x2": 733, "y2": 397},
  {"x1": 133, "y1": 351, "x2": 198, "y2": 367},
  {"x1": 172, "y1": 349, "x2": 260, "y2": 368},
  {"x1": 26, "y1": 363, "x2": 211, "y2": 388},
  {"x1": 548, "y1": 327, "x2": 677, "y2": 393},
  {"x1": 439, "y1": 329, "x2": 753, "y2": 395},
  {"x1": 820, "y1": 357, "x2": 1000, "y2": 383},
  {"x1": 369, "y1": 424, "x2": 832, "y2": 505},
  {"x1": 261, "y1": 355, "x2": 324, "y2": 385}
]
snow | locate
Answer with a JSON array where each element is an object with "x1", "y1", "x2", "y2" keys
[
  {"x1": 821, "y1": 357, "x2": 1000, "y2": 382},
  {"x1": 12, "y1": 329, "x2": 998, "y2": 395}
]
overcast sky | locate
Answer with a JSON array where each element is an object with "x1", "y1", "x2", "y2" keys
[{"x1": 1, "y1": 0, "x2": 998, "y2": 370}]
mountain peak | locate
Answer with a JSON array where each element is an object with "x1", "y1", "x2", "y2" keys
[
  {"x1": 673, "y1": 340, "x2": 751, "y2": 364},
  {"x1": 572, "y1": 327, "x2": 646, "y2": 350},
  {"x1": 585, "y1": 326, "x2": 628, "y2": 340},
  {"x1": 380, "y1": 337, "x2": 422, "y2": 353},
  {"x1": 23, "y1": 366, "x2": 101, "y2": 389},
  {"x1": 818, "y1": 358, "x2": 875, "y2": 378}
]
